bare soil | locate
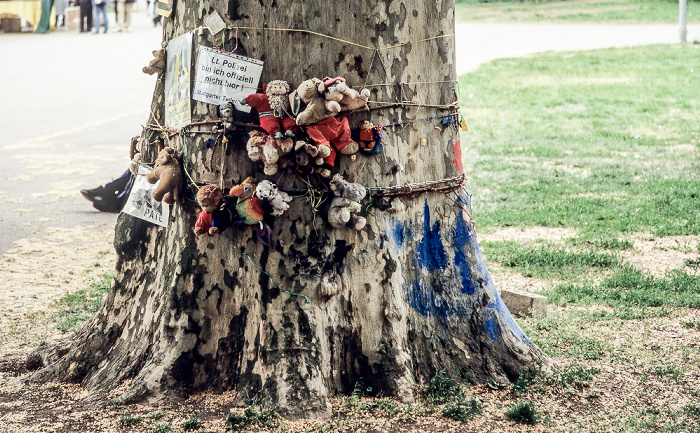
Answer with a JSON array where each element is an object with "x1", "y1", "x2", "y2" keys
[{"x1": 1, "y1": 224, "x2": 698, "y2": 432}]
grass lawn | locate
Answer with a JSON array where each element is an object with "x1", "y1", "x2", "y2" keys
[{"x1": 456, "y1": 0, "x2": 700, "y2": 23}]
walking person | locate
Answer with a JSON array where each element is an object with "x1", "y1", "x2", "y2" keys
[
  {"x1": 76, "y1": 0, "x2": 93, "y2": 32},
  {"x1": 92, "y1": 0, "x2": 108, "y2": 34},
  {"x1": 116, "y1": 0, "x2": 134, "y2": 32}
]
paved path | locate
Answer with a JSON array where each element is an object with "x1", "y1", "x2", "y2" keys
[
  {"x1": 455, "y1": 22, "x2": 700, "y2": 74},
  {"x1": 0, "y1": 16, "x2": 697, "y2": 255}
]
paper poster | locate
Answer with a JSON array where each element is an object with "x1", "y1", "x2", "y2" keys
[
  {"x1": 193, "y1": 46, "x2": 264, "y2": 113},
  {"x1": 122, "y1": 168, "x2": 170, "y2": 228},
  {"x1": 165, "y1": 33, "x2": 192, "y2": 128}
]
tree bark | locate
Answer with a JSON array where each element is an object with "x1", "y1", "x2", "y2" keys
[{"x1": 26, "y1": 0, "x2": 549, "y2": 419}]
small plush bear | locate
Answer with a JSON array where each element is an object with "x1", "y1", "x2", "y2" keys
[
  {"x1": 321, "y1": 77, "x2": 370, "y2": 112},
  {"x1": 255, "y1": 180, "x2": 291, "y2": 217},
  {"x1": 289, "y1": 78, "x2": 341, "y2": 126},
  {"x1": 216, "y1": 101, "x2": 236, "y2": 133},
  {"x1": 146, "y1": 147, "x2": 183, "y2": 205},
  {"x1": 327, "y1": 174, "x2": 367, "y2": 230},
  {"x1": 142, "y1": 49, "x2": 166, "y2": 76},
  {"x1": 357, "y1": 120, "x2": 376, "y2": 151}
]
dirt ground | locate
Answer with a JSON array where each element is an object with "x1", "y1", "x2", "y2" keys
[{"x1": 1, "y1": 224, "x2": 698, "y2": 433}]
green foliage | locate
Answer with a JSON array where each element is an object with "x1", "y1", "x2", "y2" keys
[
  {"x1": 352, "y1": 377, "x2": 373, "y2": 397},
  {"x1": 498, "y1": 243, "x2": 618, "y2": 278},
  {"x1": 459, "y1": 44, "x2": 700, "y2": 239},
  {"x1": 505, "y1": 401, "x2": 540, "y2": 425},
  {"x1": 681, "y1": 320, "x2": 700, "y2": 329},
  {"x1": 426, "y1": 369, "x2": 465, "y2": 404},
  {"x1": 546, "y1": 266, "x2": 700, "y2": 309},
  {"x1": 181, "y1": 416, "x2": 202, "y2": 431},
  {"x1": 568, "y1": 236, "x2": 634, "y2": 251},
  {"x1": 455, "y1": 0, "x2": 700, "y2": 23},
  {"x1": 54, "y1": 273, "x2": 112, "y2": 333},
  {"x1": 226, "y1": 398, "x2": 279, "y2": 432},
  {"x1": 442, "y1": 397, "x2": 482, "y2": 422},
  {"x1": 548, "y1": 364, "x2": 599, "y2": 389},
  {"x1": 117, "y1": 413, "x2": 142, "y2": 429}
]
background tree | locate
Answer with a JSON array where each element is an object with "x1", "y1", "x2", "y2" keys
[{"x1": 26, "y1": 0, "x2": 548, "y2": 418}]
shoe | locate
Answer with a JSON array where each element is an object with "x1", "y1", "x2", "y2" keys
[
  {"x1": 91, "y1": 196, "x2": 121, "y2": 213},
  {"x1": 81, "y1": 186, "x2": 105, "y2": 202}
]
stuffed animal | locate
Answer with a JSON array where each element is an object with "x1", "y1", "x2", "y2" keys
[
  {"x1": 321, "y1": 77, "x2": 370, "y2": 112},
  {"x1": 243, "y1": 83, "x2": 298, "y2": 139},
  {"x1": 246, "y1": 130, "x2": 294, "y2": 176},
  {"x1": 194, "y1": 185, "x2": 238, "y2": 235},
  {"x1": 146, "y1": 147, "x2": 183, "y2": 205},
  {"x1": 266, "y1": 80, "x2": 294, "y2": 120},
  {"x1": 255, "y1": 180, "x2": 291, "y2": 217},
  {"x1": 229, "y1": 177, "x2": 265, "y2": 225},
  {"x1": 327, "y1": 174, "x2": 367, "y2": 230},
  {"x1": 289, "y1": 78, "x2": 340, "y2": 126},
  {"x1": 215, "y1": 101, "x2": 236, "y2": 133},
  {"x1": 142, "y1": 49, "x2": 166, "y2": 76},
  {"x1": 357, "y1": 120, "x2": 376, "y2": 151},
  {"x1": 304, "y1": 116, "x2": 359, "y2": 175}
]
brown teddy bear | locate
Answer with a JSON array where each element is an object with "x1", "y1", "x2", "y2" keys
[
  {"x1": 289, "y1": 78, "x2": 341, "y2": 126},
  {"x1": 142, "y1": 49, "x2": 166, "y2": 76},
  {"x1": 321, "y1": 77, "x2": 370, "y2": 112},
  {"x1": 146, "y1": 147, "x2": 183, "y2": 205}
]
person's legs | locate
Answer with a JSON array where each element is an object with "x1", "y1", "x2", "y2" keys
[
  {"x1": 81, "y1": 170, "x2": 132, "y2": 212},
  {"x1": 116, "y1": 0, "x2": 125, "y2": 30}
]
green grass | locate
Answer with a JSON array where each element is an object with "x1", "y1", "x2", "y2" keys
[
  {"x1": 483, "y1": 241, "x2": 619, "y2": 278},
  {"x1": 460, "y1": 44, "x2": 700, "y2": 238},
  {"x1": 54, "y1": 273, "x2": 112, "y2": 333},
  {"x1": 505, "y1": 401, "x2": 540, "y2": 425},
  {"x1": 545, "y1": 266, "x2": 700, "y2": 309},
  {"x1": 456, "y1": 0, "x2": 700, "y2": 23}
]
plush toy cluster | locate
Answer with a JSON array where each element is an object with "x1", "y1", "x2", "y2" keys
[{"x1": 133, "y1": 67, "x2": 375, "y2": 238}]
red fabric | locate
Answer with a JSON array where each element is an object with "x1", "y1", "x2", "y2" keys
[
  {"x1": 245, "y1": 93, "x2": 297, "y2": 136},
  {"x1": 304, "y1": 116, "x2": 352, "y2": 167},
  {"x1": 195, "y1": 211, "x2": 213, "y2": 232}
]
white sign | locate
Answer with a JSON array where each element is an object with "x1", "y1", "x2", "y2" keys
[
  {"x1": 193, "y1": 46, "x2": 263, "y2": 113},
  {"x1": 122, "y1": 167, "x2": 170, "y2": 228}
]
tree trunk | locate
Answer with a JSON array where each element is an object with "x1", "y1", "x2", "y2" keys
[{"x1": 26, "y1": 0, "x2": 549, "y2": 419}]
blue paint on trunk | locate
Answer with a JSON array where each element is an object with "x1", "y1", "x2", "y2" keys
[
  {"x1": 484, "y1": 318, "x2": 501, "y2": 341},
  {"x1": 452, "y1": 210, "x2": 476, "y2": 295},
  {"x1": 416, "y1": 203, "x2": 447, "y2": 272},
  {"x1": 388, "y1": 218, "x2": 408, "y2": 248}
]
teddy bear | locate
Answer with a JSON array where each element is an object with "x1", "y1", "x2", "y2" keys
[
  {"x1": 255, "y1": 180, "x2": 291, "y2": 217},
  {"x1": 246, "y1": 130, "x2": 293, "y2": 176},
  {"x1": 356, "y1": 120, "x2": 376, "y2": 151},
  {"x1": 142, "y1": 49, "x2": 166, "y2": 76},
  {"x1": 194, "y1": 185, "x2": 238, "y2": 235},
  {"x1": 243, "y1": 83, "x2": 298, "y2": 140},
  {"x1": 145, "y1": 147, "x2": 183, "y2": 205},
  {"x1": 327, "y1": 174, "x2": 367, "y2": 230},
  {"x1": 213, "y1": 101, "x2": 236, "y2": 134},
  {"x1": 289, "y1": 78, "x2": 341, "y2": 126},
  {"x1": 320, "y1": 77, "x2": 370, "y2": 112}
]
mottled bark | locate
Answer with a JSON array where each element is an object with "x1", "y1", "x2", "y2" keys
[{"x1": 26, "y1": 0, "x2": 549, "y2": 418}]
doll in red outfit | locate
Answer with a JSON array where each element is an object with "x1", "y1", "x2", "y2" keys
[{"x1": 243, "y1": 82, "x2": 297, "y2": 139}]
